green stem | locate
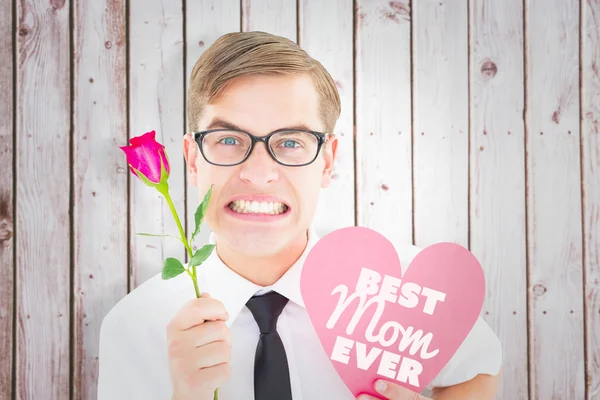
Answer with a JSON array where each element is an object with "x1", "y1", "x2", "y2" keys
[
  {"x1": 159, "y1": 185, "x2": 193, "y2": 259},
  {"x1": 191, "y1": 265, "x2": 200, "y2": 298},
  {"x1": 159, "y1": 184, "x2": 218, "y2": 400}
]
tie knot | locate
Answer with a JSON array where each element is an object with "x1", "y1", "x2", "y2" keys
[{"x1": 246, "y1": 291, "x2": 289, "y2": 334}]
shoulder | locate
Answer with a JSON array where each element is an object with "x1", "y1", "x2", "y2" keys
[
  {"x1": 97, "y1": 269, "x2": 204, "y2": 399},
  {"x1": 99, "y1": 267, "x2": 204, "y2": 350}
]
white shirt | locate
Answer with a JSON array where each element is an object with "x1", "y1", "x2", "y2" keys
[{"x1": 97, "y1": 226, "x2": 502, "y2": 399}]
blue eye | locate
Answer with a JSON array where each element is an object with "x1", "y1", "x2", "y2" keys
[
  {"x1": 282, "y1": 140, "x2": 299, "y2": 148},
  {"x1": 219, "y1": 137, "x2": 238, "y2": 145}
]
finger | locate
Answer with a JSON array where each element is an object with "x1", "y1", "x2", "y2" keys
[
  {"x1": 188, "y1": 320, "x2": 232, "y2": 347},
  {"x1": 187, "y1": 361, "x2": 231, "y2": 391},
  {"x1": 167, "y1": 321, "x2": 231, "y2": 358},
  {"x1": 167, "y1": 296, "x2": 229, "y2": 334},
  {"x1": 372, "y1": 379, "x2": 427, "y2": 400},
  {"x1": 193, "y1": 341, "x2": 231, "y2": 369},
  {"x1": 356, "y1": 395, "x2": 381, "y2": 400}
]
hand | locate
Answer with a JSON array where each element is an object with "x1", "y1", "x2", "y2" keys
[
  {"x1": 357, "y1": 380, "x2": 432, "y2": 400},
  {"x1": 167, "y1": 293, "x2": 231, "y2": 400}
]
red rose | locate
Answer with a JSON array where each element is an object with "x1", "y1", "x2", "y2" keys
[{"x1": 119, "y1": 130, "x2": 170, "y2": 186}]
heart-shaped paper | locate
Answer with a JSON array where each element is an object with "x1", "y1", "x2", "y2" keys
[{"x1": 300, "y1": 226, "x2": 485, "y2": 396}]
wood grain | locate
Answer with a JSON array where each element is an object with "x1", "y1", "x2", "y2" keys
[
  {"x1": 242, "y1": 0, "x2": 297, "y2": 42},
  {"x1": 526, "y1": 0, "x2": 585, "y2": 398},
  {"x1": 299, "y1": 0, "x2": 355, "y2": 237},
  {"x1": 412, "y1": 0, "x2": 469, "y2": 248},
  {"x1": 185, "y1": 0, "x2": 241, "y2": 252},
  {"x1": 5, "y1": 1, "x2": 600, "y2": 397},
  {"x1": 0, "y1": 0, "x2": 13, "y2": 397},
  {"x1": 72, "y1": 0, "x2": 128, "y2": 398},
  {"x1": 129, "y1": 0, "x2": 186, "y2": 289},
  {"x1": 15, "y1": 0, "x2": 71, "y2": 397},
  {"x1": 355, "y1": 0, "x2": 413, "y2": 246},
  {"x1": 469, "y1": 0, "x2": 528, "y2": 398},
  {"x1": 582, "y1": 0, "x2": 600, "y2": 398}
]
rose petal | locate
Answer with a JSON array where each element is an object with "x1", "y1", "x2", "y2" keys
[
  {"x1": 129, "y1": 130, "x2": 156, "y2": 146},
  {"x1": 121, "y1": 130, "x2": 171, "y2": 184}
]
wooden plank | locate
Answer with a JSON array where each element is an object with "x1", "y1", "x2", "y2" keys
[
  {"x1": 185, "y1": 0, "x2": 241, "y2": 252},
  {"x1": 129, "y1": 0, "x2": 186, "y2": 288},
  {"x1": 355, "y1": 0, "x2": 412, "y2": 246},
  {"x1": 15, "y1": 0, "x2": 71, "y2": 397},
  {"x1": 469, "y1": 0, "x2": 527, "y2": 398},
  {"x1": 242, "y1": 0, "x2": 296, "y2": 42},
  {"x1": 412, "y1": 0, "x2": 469, "y2": 248},
  {"x1": 582, "y1": 0, "x2": 600, "y2": 398},
  {"x1": 526, "y1": 0, "x2": 585, "y2": 398},
  {"x1": 72, "y1": 0, "x2": 128, "y2": 398},
  {"x1": 299, "y1": 0, "x2": 355, "y2": 236},
  {"x1": 0, "y1": 0, "x2": 13, "y2": 397}
]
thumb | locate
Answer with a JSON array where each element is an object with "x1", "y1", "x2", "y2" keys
[{"x1": 373, "y1": 379, "x2": 426, "y2": 400}]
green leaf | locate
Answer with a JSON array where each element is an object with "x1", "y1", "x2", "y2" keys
[
  {"x1": 189, "y1": 244, "x2": 216, "y2": 268},
  {"x1": 161, "y1": 257, "x2": 186, "y2": 280},
  {"x1": 136, "y1": 232, "x2": 177, "y2": 238},
  {"x1": 190, "y1": 185, "x2": 213, "y2": 244}
]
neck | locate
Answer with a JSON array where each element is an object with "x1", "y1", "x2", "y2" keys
[{"x1": 215, "y1": 230, "x2": 309, "y2": 286}]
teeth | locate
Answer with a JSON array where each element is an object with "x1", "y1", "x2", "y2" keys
[{"x1": 229, "y1": 200, "x2": 288, "y2": 215}]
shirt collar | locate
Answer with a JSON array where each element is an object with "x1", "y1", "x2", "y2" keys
[{"x1": 203, "y1": 225, "x2": 320, "y2": 327}]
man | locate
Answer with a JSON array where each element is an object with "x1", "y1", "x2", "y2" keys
[{"x1": 98, "y1": 31, "x2": 502, "y2": 400}]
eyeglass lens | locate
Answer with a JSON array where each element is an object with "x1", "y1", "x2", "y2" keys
[{"x1": 201, "y1": 130, "x2": 320, "y2": 166}]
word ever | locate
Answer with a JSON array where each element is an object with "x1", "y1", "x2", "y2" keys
[
  {"x1": 325, "y1": 267, "x2": 448, "y2": 387},
  {"x1": 331, "y1": 336, "x2": 423, "y2": 387}
]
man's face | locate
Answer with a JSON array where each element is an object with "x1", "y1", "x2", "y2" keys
[{"x1": 183, "y1": 73, "x2": 338, "y2": 257}]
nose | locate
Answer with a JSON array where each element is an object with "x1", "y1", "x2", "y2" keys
[{"x1": 238, "y1": 142, "x2": 279, "y2": 185}]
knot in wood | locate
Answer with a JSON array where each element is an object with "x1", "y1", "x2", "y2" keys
[
  {"x1": 480, "y1": 60, "x2": 498, "y2": 78},
  {"x1": 532, "y1": 284, "x2": 547, "y2": 296},
  {"x1": 50, "y1": 0, "x2": 66, "y2": 10},
  {"x1": 0, "y1": 220, "x2": 12, "y2": 242}
]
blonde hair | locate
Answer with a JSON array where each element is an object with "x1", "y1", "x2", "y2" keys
[{"x1": 187, "y1": 31, "x2": 341, "y2": 134}]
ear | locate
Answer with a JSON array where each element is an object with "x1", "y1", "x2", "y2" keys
[
  {"x1": 183, "y1": 133, "x2": 198, "y2": 187},
  {"x1": 321, "y1": 134, "x2": 338, "y2": 188}
]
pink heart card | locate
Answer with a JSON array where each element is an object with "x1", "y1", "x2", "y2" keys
[{"x1": 300, "y1": 226, "x2": 485, "y2": 396}]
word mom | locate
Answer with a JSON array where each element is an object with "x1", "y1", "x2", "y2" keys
[{"x1": 326, "y1": 267, "x2": 447, "y2": 388}]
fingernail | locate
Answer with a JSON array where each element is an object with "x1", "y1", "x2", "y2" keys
[
  {"x1": 201, "y1": 292, "x2": 211, "y2": 298},
  {"x1": 376, "y1": 380, "x2": 387, "y2": 393}
]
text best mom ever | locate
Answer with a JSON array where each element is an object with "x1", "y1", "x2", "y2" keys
[{"x1": 326, "y1": 267, "x2": 447, "y2": 389}]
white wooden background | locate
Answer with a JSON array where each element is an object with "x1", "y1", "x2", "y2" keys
[{"x1": 0, "y1": 0, "x2": 598, "y2": 399}]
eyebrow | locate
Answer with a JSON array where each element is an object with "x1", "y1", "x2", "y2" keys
[{"x1": 205, "y1": 117, "x2": 314, "y2": 133}]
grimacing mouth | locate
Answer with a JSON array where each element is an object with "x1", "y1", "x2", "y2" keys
[{"x1": 227, "y1": 199, "x2": 290, "y2": 215}]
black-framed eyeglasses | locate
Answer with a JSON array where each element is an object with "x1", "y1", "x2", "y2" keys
[{"x1": 193, "y1": 128, "x2": 329, "y2": 167}]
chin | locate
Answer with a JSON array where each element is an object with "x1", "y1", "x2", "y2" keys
[{"x1": 221, "y1": 228, "x2": 291, "y2": 256}]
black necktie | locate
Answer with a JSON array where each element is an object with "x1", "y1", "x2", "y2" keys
[{"x1": 246, "y1": 291, "x2": 293, "y2": 400}]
